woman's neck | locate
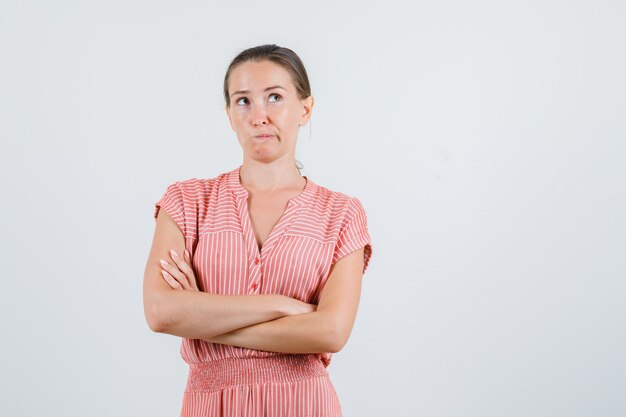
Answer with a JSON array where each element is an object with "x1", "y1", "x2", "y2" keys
[{"x1": 239, "y1": 157, "x2": 304, "y2": 194}]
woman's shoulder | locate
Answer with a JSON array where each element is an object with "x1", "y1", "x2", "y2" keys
[
  {"x1": 162, "y1": 170, "x2": 232, "y2": 201},
  {"x1": 308, "y1": 180, "x2": 366, "y2": 216},
  {"x1": 171, "y1": 175, "x2": 219, "y2": 188},
  {"x1": 311, "y1": 182, "x2": 351, "y2": 202}
]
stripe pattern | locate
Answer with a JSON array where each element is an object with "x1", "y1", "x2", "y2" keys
[{"x1": 153, "y1": 165, "x2": 372, "y2": 416}]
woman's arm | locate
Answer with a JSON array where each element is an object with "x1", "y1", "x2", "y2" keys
[
  {"x1": 203, "y1": 247, "x2": 365, "y2": 354},
  {"x1": 143, "y1": 210, "x2": 313, "y2": 340}
]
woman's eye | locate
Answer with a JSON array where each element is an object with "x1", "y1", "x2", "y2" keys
[
  {"x1": 268, "y1": 94, "x2": 281, "y2": 102},
  {"x1": 236, "y1": 97, "x2": 248, "y2": 106}
]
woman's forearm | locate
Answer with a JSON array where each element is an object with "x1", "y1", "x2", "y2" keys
[
  {"x1": 147, "y1": 290, "x2": 305, "y2": 340},
  {"x1": 205, "y1": 310, "x2": 342, "y2": 354}
]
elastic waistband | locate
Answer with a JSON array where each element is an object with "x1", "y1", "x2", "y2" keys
[{"x1": 185, "y1": 354, "x2": 328, "y2": 393}]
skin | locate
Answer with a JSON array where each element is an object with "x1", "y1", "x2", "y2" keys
[{"x1": 143, "y1": 59, "x2": 365, "y2": 354}]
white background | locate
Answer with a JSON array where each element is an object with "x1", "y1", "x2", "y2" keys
[{"x1": 1, "y1": 1, "x2": 625, "y2": 416}]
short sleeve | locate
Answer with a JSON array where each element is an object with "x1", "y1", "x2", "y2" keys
[
  {"x1": 332, "y1": 197, "x2": 373, "y2": 274},
  {"x1": 154, "y1": 181, "x2": 190, "y2": 239}
]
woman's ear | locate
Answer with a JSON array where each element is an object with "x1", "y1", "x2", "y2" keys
[
  {"x1": 225, "y1": 105, "x2": 234, "y2": 131},
  {"x1": 299, "y1": 95, "x2": 314, "y2": 126}
]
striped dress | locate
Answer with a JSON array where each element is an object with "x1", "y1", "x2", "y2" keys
[{"x1": 153, "y1": 165, "x2": 373, "y2": 417}]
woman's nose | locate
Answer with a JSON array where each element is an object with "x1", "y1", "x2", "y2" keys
[{"x1": 250, "y1": 104, "x2": 269, "y2": 126}]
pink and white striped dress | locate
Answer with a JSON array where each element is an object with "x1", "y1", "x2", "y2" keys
[{"x1": 153, "y1": 165, "x2": 373, "y2": 417}]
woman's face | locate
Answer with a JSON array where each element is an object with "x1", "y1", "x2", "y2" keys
[{"x1": 226, "y1": 60, "x2": 313, "y2": 164}]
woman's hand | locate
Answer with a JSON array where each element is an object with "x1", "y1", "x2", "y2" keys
[{"x1": 160, "y1": 249, "x2": 199, "y2": 292}]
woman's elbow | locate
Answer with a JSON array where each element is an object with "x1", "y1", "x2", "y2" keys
[
  {"x1": 325, "y1": 322, "x2": 352, "y2": 353},
  {"x1": 326, "y1": 341, "x2": 344, "y2": 354},
  {"x1": 144, "y1": 292, "x2": 172, "y2": 333}
]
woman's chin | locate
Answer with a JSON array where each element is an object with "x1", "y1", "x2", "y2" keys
[
  {"x1": 247, "y1": 143, "x2": 279, "y2": 157},
  {"x1": 248, "y1": 149, "x2": 282, "y2": 163}
]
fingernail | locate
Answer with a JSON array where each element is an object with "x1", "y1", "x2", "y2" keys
[
  {"x1": 170, "y1": 249, "x2": 178, "y2": 258},
  {"x1": 160, "y1": 259, "x2": 168, "y2": 266},
  {"x1": 185, "y1": 249, "x2": 190, "y2": 259}
]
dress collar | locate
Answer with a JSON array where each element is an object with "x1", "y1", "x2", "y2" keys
[{"x1": 227, "y1": 165, "x2": 315, "y2": 206}]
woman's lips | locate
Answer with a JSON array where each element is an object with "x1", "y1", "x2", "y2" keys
[{"x1": 254, "y1": 134, "x2": 274, "y2": 139}]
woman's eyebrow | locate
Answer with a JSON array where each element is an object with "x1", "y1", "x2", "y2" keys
[{"x1": 231, "y1": 85, "x2": 286, "y2": 97}]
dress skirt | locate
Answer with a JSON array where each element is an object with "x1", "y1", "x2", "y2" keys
[{"x1": 180, "y1": 354, "x2": 343, "y2": 417}]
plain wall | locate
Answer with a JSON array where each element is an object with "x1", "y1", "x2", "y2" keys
[{"x1": 1, "y1": 0, "x2": 625, "y2": 416}]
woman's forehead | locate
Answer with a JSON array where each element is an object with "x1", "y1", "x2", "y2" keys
[{"x1": 229, "y1": 61, "x2": 294, "y2": 92}]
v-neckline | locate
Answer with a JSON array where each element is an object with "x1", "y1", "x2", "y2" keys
[
  {"x1": 248, "y1": 199, "x2": 290, "y2": 252},
  {"x1": 228, "y1": 165, "x2": 314, "y2": 257}
]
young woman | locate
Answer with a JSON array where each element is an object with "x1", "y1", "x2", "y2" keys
[{"x1": 143, "y1": 44, "x2": 373, "y2": 417}]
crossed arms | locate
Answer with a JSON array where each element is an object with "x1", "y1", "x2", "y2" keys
[{"x1": 143, "y1": 210, "x2": 365, "y2": 354}]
